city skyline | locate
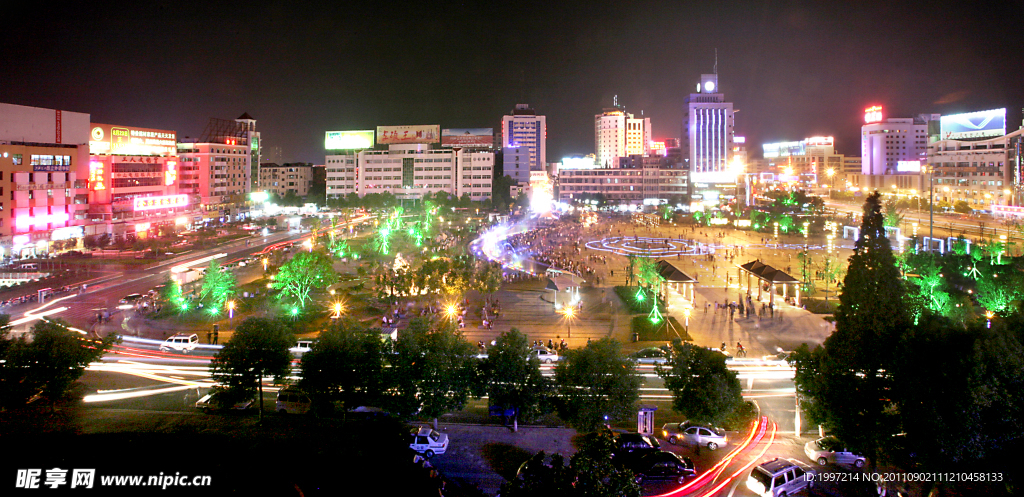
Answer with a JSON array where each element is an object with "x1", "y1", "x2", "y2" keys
[{"x1": 4, "y1": 0, "x2": 1022, "y2": 164}]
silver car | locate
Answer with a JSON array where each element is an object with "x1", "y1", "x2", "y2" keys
[
  {"x1": 661, "y1": 422, "x2": 728, "y2": 450},
  {"x1": 804, "y1": 437, "x2": 867, "y2": 468}
]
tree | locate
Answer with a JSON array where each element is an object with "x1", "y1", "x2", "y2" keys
[
  {"x1": 481, "y1": 329, "x2": 549, "y2": 431},
  {"x1": 882, "y1": 197, "x2": 905, "y2": 228},
  {"x1": 274, "y1": 250, "x2": 338, "y2": 308},
  {"x1": 953, "y1": 200, "x2": 972, "y2": 214},
  {"x1": 474, "y1": 261, "x2": 504, "y2": 299},
  {"x1": 4, "y1": 319, "x2": 114, "y2": 410},
  {"x1": 658, "y1": 342, "x2": 744, "y2": 427},
  {"x1": 554, "y1": 338, "x2": 640, "y2": 431},
  {"x1": 797, "y1": 192, "x2": 916, "y2": 467},
  {"x1": 501, "y1": 429, "x2": 641, "y2": 497},
  {"x1": 210, "y1": 317, "x2": 293, "y2": 421},
  {"x1": 199, "y1": 260, "x2": 236, "y2": 310},
  {"x1": 390, "y1": 317, "x2": 477, "y2": 428},
  {"x1": 300, "y1": 318, "x2": 389, "y2": 416}
]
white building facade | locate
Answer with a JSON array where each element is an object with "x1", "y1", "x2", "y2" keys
[
  {"x1": 326, "y1": 144, "x2": 493, "y2": 201},
  {"x1": 595, "y1": 108, "x2": 651, "y2": 168}
]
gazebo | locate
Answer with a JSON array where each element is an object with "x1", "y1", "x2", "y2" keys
[
  {"x1": 545, "y1": 268, "x2": 582, "y2": 309},
  {"x1": 656, "y1": 260, "x2": 697, "y2": 302},
  {"x1": 736, "y1": 260, "x2": 802, "y2": 306}
]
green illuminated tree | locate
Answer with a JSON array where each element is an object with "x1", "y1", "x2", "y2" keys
[
  {"x1": 882, "y1": 197, "x2": 905, "y2": 228},
  {"x1": 210, "y1": 317, "x2": 293, "y2": 421},
  {"x1": 274, "y1": 251, "x2": 338, "y2": 308},
  {"x1": 199, "y1": 260, "x2": 236, "y2": 310},
  {"x1": 554, "y1": 338, "x2": 640, "y2": 431},
  {"x1": 658, "y1": 342, "x2": 745, "y2": 427}
]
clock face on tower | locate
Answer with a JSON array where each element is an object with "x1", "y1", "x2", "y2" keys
[{"x1": 704, "y1": 81, "x2": 716, "y2": 92}]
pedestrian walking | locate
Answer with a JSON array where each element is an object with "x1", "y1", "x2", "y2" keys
[{"x1": 213, "y1": 324, "x2": 220, "y2": 345}]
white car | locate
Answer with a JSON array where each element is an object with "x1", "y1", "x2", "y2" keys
[
  {"x1": 804, "y1": 437, "x2": 867, "y2": 468},
  {"x1": 661, "y1": 422, "x2": 728, "y2": 450},
  {"x1": 409, "y1": 426, "x2": 449, "y2": 458},
  {"x1": 160, "y1": 333, "x2": 199, "y2": 353},
  {"x1": 531, "y1": 346, "x2": 560, "y2": 364},
  {"x1": 289, "y1": 340, "x2": 313, "y2": 357}
]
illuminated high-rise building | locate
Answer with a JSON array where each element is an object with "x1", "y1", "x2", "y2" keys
[
  {"x1": 682, "y1": 73, "x2": 736, "y2": 207},
  {"x1": 501, "y1": 104, "x2": 545, "y2": 181},
  {"x1": 595, "y1": 101, "x2": 650, "y2": 168}
]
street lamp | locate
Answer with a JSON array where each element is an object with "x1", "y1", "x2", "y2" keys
[
  {"x1": 560, "y1": 305, "x2": 576, "y2": 339},
  {"x1": 227, "y1": 300, "x2": 235, "y2": 325},
  {"x1": 332, "y1": 302, "x2": 345, "y2": 319},
  {"x1": 262, "y1": 258, "x2": 269, "y2": 271},
  {"x1": 826, "y1": 169, "x2": 835, "y2": 200}
]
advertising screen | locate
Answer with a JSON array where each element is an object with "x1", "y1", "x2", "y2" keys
[
  {"x1": 441, "y1": 128, "x2": 493, "y2": 147},
  {"x1": 897, "y1": 160, "x2": 921, "y2": 173},
  {"x1": 377, "y1": 125, "x2": 440, "y2": 145},
  {"x1": 133, "y1": 194, "x2": 189, "y2": 211},
  {"x1": 325, "y1": 130, "x2": 374, "y2": 150},
  {"x1": 90, "y1": 123, "x2": 177, "y2": 156},
  {"x1": 762, "y1": 141, "x2": 805, "y2": 158},
  {"x1": 940, "y1": 109, "x2": 1006, "y2": 140}
]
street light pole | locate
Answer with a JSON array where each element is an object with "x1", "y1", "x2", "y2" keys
[{"x1": 928, "y1": 165, "x2": 934, "y2": 252}]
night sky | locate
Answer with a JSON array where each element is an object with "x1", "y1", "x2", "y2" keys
[{"x1": 5, "y1": 0, "x2": 1023, "y2": 163}]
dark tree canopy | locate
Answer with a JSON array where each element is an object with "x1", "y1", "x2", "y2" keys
[
  {"x1": 554, "y1": 338, "x2": 640, "y2": 432},
  {"x1": 659, "y1": 342, "x2": 744, "y2": 426},
  {"x1": 480, "y1": 328, "x2": 549, "y2": 426},
  {"x1": 299, "y1": 318, "x2": 390, "y2": 414},
  {"x1": 211, "y1": 317, "x2": 293, "y2": 420}
]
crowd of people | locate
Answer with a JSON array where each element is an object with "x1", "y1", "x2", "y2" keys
[{"x1": 1, "y1": 284, "x2": 84, "y2": 309}]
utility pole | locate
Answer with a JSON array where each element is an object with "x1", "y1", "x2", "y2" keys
[{"x1": 928, "y1": 165, "x2": 934, "y2": 252}]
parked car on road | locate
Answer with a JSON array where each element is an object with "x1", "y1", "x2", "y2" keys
[
  {"x1": 409, "y1": 426, "x2": 449, "y2": 458},
  {"x1": 120, "y1": 293, "x2": 144, "y2": 304},
  {"x1": 275, "y1": 388, "x2": 311, "y2": 415},
  {"x1": 530, "y1": 346, "x2": 560, "y2": 364},
  {"x1": 746, "y1": 458, "x2": 815, "y2": 497},
  {"x1": 612, "y1": 433, "x2": 661, "y2": 465},
  {"x1": 804, "y1": 436, "x2": 867, "y2": 468},
  {"x1": 195, "y1": 391, "x2": 255, "y2": 413},
  {"x1": 661, "y1": 421, "x2": 727, "y2": 450},
  {"x1": 630, "y1": 452, "x2": 695, "y2": 485},
  {"x1": 629, "y1": 347, "x2": 669, "y2": 365}
]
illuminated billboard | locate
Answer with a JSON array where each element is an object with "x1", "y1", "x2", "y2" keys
[
  {"x1": 561, "y1": 157, "x2": 597, "y2": 170},
  {"x1": 325, "y1": 130, "x2": 374, "y2": 150},
  {"x1": 90, "y1": 123, "x2": 177, "y2": 156},
  {"x1": 940, "y1": 108, "x2": 1006, "y2": 140},
  {"x1": 897, "y1": 160, "x2": 921, "y2": 173},
  {"x1": 762, "y1": 141, "x2": 805, "y2": 158},
  {"x1": 441, "y1": 128, "x2": 493, "y2": 147},
  {"x1": 376, "y1": 125, "x2": 440, "y2": 145},
  {"x1": 133, "y1": 194, "x2": 189, "y2": 211},
  {"x1": 864, "y1": 106, "x2": 883, "y2": 124},
  {"x1": 805, "y1": 136, "x2": 834, "y2": 147}
]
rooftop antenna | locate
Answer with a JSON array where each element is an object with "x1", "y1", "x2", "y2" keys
[{"x1": 714, "y1": 49, "x2": 718, "y2": 75}]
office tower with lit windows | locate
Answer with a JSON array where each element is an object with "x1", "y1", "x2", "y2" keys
[
  {"x1": 682, "y1": 74, "x2": 736, "y2": 206},
  {"x1": 501, "y1": 104, "x2": 545, "y2": 182}
]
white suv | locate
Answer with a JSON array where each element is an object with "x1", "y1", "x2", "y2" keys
[
  {"x1": 409, "y1": 426, "x2": 449, "y2": 458},
  {"x1": 160, "y1": 333, "x2": 199, "y2": 353},
  {"x1": 747, "y1": 458, "x2": 816, "y2": 496}
]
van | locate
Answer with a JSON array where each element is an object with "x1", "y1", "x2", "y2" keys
[
  {"x1": 276, "y1": 388, "x2": 311, "y2": 415},
  {"x1": 160, "y1": 333, "x2": 199, "y2": 353},
  {"x1": 19, "y1": 263, "x2": 38, "y2": 270}
]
